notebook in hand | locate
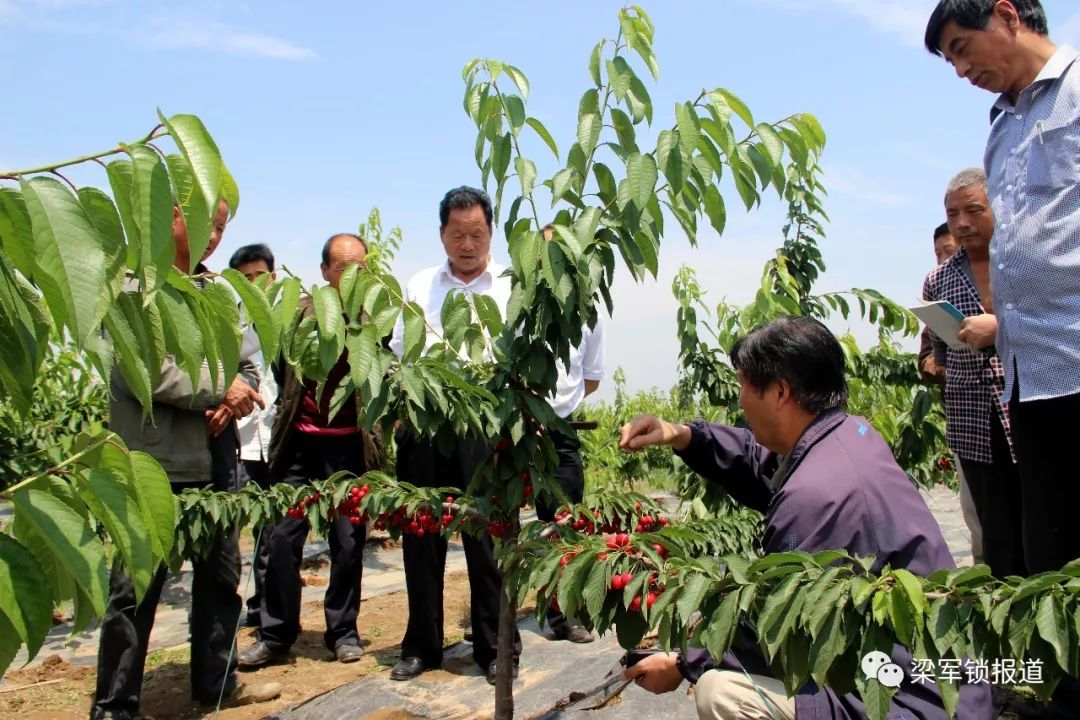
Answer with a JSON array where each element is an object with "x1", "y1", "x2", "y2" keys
[{"x1": 909, "y1": 301, "x2": 966, "y2": 349}]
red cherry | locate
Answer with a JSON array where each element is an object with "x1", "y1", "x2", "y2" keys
[
  {"x1": 628, "y1": 596, "x2": 642, "y2": 612},
  {"x1": 497, "y1": 438, "x2": 512, "y2": 451},
  {"x1": 647, "y1": 591, "x2": 659, "y2": 609},
  {"x1": 635, "y1": 502, "x2": 642, "y2": 511}
]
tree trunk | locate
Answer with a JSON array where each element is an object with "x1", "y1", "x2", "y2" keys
[{"x1": 493, "y1": 513, "x2": 520, "y2": 720}]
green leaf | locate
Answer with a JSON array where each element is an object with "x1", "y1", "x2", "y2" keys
[
  {"x1": 526, "y1": 117, "x2": 559, "y2": 158},
  {"x1": 758, "y1": 572, "x2": 806, "y2": 661},
  {"x1": 551, "y1": 168, "x2": 576, "y2": 206},
  {"x1": 577, "y1": 90, "x2": 602, "y2": 157},
  {"x1": 492, "y1": 132, "x2": 512, "y2": 183},
  {"x1": 80, "y1": 469, "x2": 154, "y2": 600},
  {"x1": 611, "y1": 108, "x2": 638, "y2": 154},
  {"x1": 158, "y1": 111, "x2": 224, "y2": 218},
  {"x1": 156, "y1": 283, "x2": 204, "y2": 391},
  {"x1": 127, "y1": 450, "x2": 176, "y2": 560},
  {"x1": 401, "y1": 300, "x2": 426, "y2": 364},
  {"x1": 607, "y1": 56, "x2": 634, "y2": 101},
  {"x1": 505, "y1": 94, "x2": 526, "y2": 135},
  {"x1": 129, "y1": 144, "x2": 175, "y2": 297},
  {"x1": 201, "y1": 282, "x2": 241, "y2": 390},
  {"x1": 313, "y1": 284, "x2": 345, "y2": 373},
  {"x1": 1036, "y1": 593, "x2": 1071, "y2": 670},
  {"x1": 503, "y1": 64, "x2": 530, "y2": 100},
  {"x1": 515, "y1": 156, "x2": 537, "y2": 198},
  {"x1": 676, "y1": 573, "x2": 710, "y2": 621},
  {"x1": 164, "y1": 153, "x2": 210, "y2": 273},
  {"x1": 755, "y1": 123, "x2": 784, "y2": 167},
  {"x1": 625, "y1": 153, "x2": 658, "y2": 211},
  {"x1": 104, "y1": 301, "x2": 153, "y2": 411},
  {"x1": 710, "y1": 88, "x2": 754, "y2": 129},
  {"x1": 0, "y1": 188, "x2": 36, "y2": 278},
  {"x1": 18, "y1": 176, "x2": 119, "y2": 345},
  {"x1": 698, "y1": 588, "x2": 741, "y2": 659},
  {"x1": 220, "y1": 267, "x2": 279, "y2": 362},
  {"x1": 588, "y1": 40, "x2": 603, "y2": 86},
  {"x1": 220, "y1": 165, "x2": 240, "y2": 217},
  {"x1": 105, "y1": 159, "x2": 140, "y2": 268},
  {"x1": 626, "y1": 74, "x2": 653, "y2": 125},
  {"x1": 675, "y1": 102, "x2": 701, "y2": 157},
  {"x1": 702, "y1": 185, "x2": 727, "y2": 237},
  {"x1": 860, "y1": 678, "x2": 897, "y2": 720},
  {"x1": 11, "y1": 488, "x2": 109, "y2": 616},
  {"x1": 0, "y1": 533, "x2": 52, "y2": 662}
]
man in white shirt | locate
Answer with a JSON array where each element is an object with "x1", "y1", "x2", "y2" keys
[
  {"x1": 389, "y1": 186, "x2": 522, "y2": 686},
  {"x1": 228, "y1": 244, "x2": 279, "y2": 628}
]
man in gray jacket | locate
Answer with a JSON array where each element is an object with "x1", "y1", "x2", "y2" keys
[{"x1": 90, "y1": 199, "x2": 279, "y2": 720}]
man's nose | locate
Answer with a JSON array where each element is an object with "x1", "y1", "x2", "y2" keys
[{"x1": 954, "y1": 60, "x2": 971, "y2": 80}]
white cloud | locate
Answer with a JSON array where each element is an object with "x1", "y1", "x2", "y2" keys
[
  {"x1": 146, "y1": 19, "x2": 316, "y2": 60},
  {"x1": 1058, "y1": 11, "x2": 1080, "y2": 48},
  {"x1": 821, "y1": 0, "x2": 934, "y2": 47},
  {"x1": 823, "y1": 163, "x2": 912, "y2": 207}
]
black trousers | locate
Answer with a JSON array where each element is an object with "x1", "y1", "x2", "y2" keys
[
  {"x1": 1010, "y1": 384, "x2": 1080, "y2": 717},
  {"x1": 92, "y1": 425, "x2": 242, "y2": 719},
  {"x1": 957, "y1": 411, "x2": 1027, "y2": 578},
  {"x1": 534, "y1": 429, "x2": 585, "y2": 631},
  {"x1": 396, "y1": 430, "x2": 522, "y2": 669},
  {"x1": 1009, "y1": 387, "x2": 1080, "y2": 574},
  {"x1": 240, "y1": 459, "x2": 273, "y2": 624},
  {"x1": 259, "y1": 431, "x2": 367, "y2": 652}
]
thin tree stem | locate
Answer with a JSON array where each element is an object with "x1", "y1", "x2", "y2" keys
[
  {"x1": 493, "y1": 511, "x2": 521, "y2": 720},
  {"x1": 0, "y1": 127, "x2": 167, "y2": 179}
]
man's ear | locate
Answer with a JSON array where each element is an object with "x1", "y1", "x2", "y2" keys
[{"x1": 773, "y1": 379, "x2": 793, "y2": 408}]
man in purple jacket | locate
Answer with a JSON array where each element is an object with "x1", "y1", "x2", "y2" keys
[{"x1": 619, "y1": 317, "x2": 991, "y2": 719}]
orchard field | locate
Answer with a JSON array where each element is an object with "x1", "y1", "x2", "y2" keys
[{"x1": 1, "y1": 6, "x2": 1076, "y2": 720}]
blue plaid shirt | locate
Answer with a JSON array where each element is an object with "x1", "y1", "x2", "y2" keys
[{"x1": 985, "y1": 44, "x2": 1080, "y2": 402}]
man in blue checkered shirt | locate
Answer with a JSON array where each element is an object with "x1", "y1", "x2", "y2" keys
[{"x1": 922, "y1": 168, "x2": 1025, "y2": 579}]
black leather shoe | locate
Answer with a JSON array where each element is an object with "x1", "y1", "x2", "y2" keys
[
  {"x1": 335, "y1": 643, "x2": 365, "y2": 663},
  {"x1": 390, "y1": 656, "x2": 433, "y2": 681},
  {"x1": 486, "y1": 660, "x2": 520, "y2": 685},
  {"x1": 237, "y1": 640, "x2": 287, "y2": 669}
]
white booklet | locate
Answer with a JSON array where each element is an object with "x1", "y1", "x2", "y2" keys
[{"x1": 909, "y1": 301, "x2": 966, "y2": 349}]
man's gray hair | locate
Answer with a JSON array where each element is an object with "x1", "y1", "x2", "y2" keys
[{"x1": 945, "y1": 167, "x2": 987, "y2": 197}]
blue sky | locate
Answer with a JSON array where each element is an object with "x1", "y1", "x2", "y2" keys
[{"x1": 3, "y1": 0, "x2": 1079, "y2": 402}]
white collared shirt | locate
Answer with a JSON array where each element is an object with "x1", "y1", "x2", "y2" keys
[
  {"x1": 549, "y1": 317, "x2": 605, "y2": 418},
  {"x1": 238, "y1": 324, "x2": 278, "y2": 462},
  {"x1": 390, "y1": 259, "x2": 512, "y2": 358}
]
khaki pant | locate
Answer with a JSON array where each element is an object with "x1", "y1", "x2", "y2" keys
[
  {"x1": 695, "y1": 670, "x2": 796, "y2": 720},
  {"x1": 955, "y1": 458, "x2": 984, "y2": 563}
]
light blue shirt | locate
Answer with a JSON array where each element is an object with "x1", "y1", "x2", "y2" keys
[{"x1": 985, "y1": 44, "x2": 1080, "y2": 402}]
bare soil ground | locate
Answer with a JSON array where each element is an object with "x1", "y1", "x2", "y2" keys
[{"x1": 0, "y1": 571, "x2": 522, "y2": 720}]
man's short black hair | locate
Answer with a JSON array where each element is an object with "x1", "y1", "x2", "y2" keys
[
  {"x1": 925, "y1": 0, "x2": 1048, "y2": 56},
  {"x1": 439, "y1": 186, "x2": 493, "y2": 230},
  {"x1": 933, "y1": 222, "x2": 952, "y2": 241},
  {"x1": 321, "y1": 233, "x2": 368, "y2": 266},
  {"x1": 228, "y1": 243, "x2": 275, "y2": 272},
  {"x1": 731, "y1": 316, "x2": 848, "y2": 414}
]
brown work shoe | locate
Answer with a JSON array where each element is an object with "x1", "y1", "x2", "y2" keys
[
  {"x1": 226, "y1": 681, "x2": 282, "y2": 706},
  {"x1": 551, "y1": 623, "x2": 595, "y2": 644}
]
